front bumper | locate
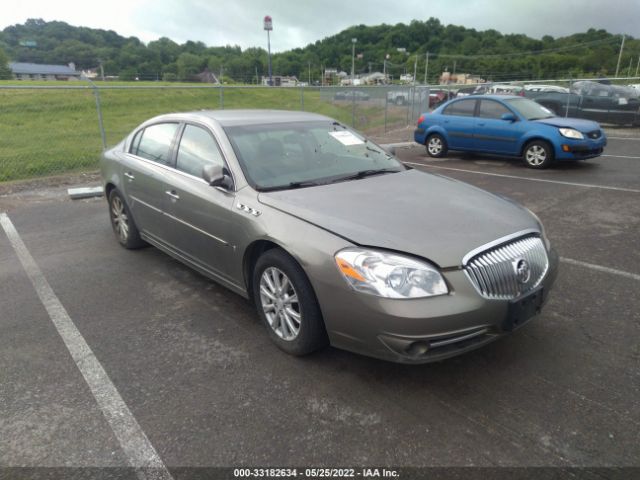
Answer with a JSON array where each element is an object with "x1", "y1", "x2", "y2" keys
[
  {"x1": 555, "y1": 135, "x2": 607, "y2": 160},
  {"x1": 315, "y1": 247, "x2": 559, "y2": 364}
]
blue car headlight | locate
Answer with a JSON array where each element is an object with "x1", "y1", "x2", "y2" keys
[{"x1": 559, "y1": 128, "x2": 584, "y2": 140}]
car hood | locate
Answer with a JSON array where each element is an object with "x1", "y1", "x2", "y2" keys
[
  {"x1": 258, "y1": 169, "x2": 538, "y2": 268},
  {"x1": 535, "y1": 117, "x2": 600, "y2": 132}
]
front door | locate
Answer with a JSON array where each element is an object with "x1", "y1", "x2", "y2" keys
[
  {"x1": 161, "y1": 123, "x2": 237, "y2": 281},
  {"x1": 473, "y1": 99, "x2": 523, "y2": 155}
]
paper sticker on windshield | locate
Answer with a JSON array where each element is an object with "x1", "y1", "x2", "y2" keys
[{"x1": 329, "y1": 131, "x2": 365, "y2": 146}]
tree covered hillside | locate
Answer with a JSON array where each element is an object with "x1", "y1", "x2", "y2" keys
[{"x1": 1, "y1": 18, "x2": 638, "y2": 83}]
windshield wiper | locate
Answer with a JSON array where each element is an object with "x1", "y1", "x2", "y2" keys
[
  {"x1": 259, "y1": 180, "x2": 322, "y2": 192},
  {"x1": 330, "y1": 168, "x2": 400, "y2": 183}
]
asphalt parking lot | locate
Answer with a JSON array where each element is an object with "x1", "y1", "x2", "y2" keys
[{"x1": 1, "y1": 136, "x2": 639, "y2": 478}]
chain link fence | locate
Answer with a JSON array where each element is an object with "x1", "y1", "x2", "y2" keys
[{"x1": 0, "y1": 78, "x2": 638, "y2": 182}]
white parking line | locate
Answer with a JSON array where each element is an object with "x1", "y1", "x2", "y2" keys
[
  {"x1": 0, "y1": 213, "x2": 173, "y2": 480},
  {"x1": 403, "y1": 162, "x2": 640, "y2": 193},
  {"x1": 602, "y1": 154, "x2": 640, "y2": 159},
  {"x1": 561, "y1": 257, "x2": 640, "y2": 281}
]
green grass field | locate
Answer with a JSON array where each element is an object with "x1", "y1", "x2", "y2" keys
[{"x1": 0, "y1": 81, "x2": 412, "y2": 182}]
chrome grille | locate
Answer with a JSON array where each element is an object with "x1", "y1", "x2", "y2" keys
[{"x1": 464, "y1": 236, "x2": 549, "y2": 300}]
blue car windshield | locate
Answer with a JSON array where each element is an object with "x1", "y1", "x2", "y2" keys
[{"x1": 504, "y1": 98, "x2": 555, "y2": 120}]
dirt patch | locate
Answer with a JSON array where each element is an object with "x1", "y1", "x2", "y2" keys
[{"x1": 0, "y1": 171, "x2": 102, "y2": 196}]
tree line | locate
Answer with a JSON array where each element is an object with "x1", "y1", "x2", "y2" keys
[{"x1": 1, "y1": 17, "x2": 638, "y2": 83}]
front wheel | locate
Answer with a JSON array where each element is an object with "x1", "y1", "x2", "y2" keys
[
  {"x1": 252, "y1": 249, "x2": 328, "y2": 356},
  {"x1": 425, "y1": 134, "x2": 448, "y2": 158},
  {"x1": 523, "y1": 140, "x2": 554, "y2": 169}
]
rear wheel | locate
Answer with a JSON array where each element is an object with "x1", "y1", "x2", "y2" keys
[
  {"x1": 523, "y1": 140, "x2": 554, "y2": 169},
  {"x1": 108, "y1": 189, "x2": 145, "y2": 249},
  {"x1": 425, "y1": 133, "x2": 448, "y2": 158},
  {"x1": 252, "y1": 249, "x2": 328, "y2": 356}
]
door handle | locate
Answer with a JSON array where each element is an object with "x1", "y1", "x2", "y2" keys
[
  {"x1": 124, "y1": 172, "x2": 135, "y2": 181},
  {"x1": 165, "y1": 190, "x2": 180, "y2": 200}
]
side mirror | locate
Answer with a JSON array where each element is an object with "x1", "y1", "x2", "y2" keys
[
  {"x1": 501, "y1": 113, "x2": 517, "y2": 122},
  {"x1": 202, "y1": 164, "x2": 233, "y2": 190}
]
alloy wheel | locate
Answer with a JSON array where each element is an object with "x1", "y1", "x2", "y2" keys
[
  {"x1": 259, "y1": 267, "x2": 301, "y2": 341},
  {"x1": 110, "y1": 196, "x2": 129, "y2": 242},
  {"x1": 428, "y1": 137, "x2": 443, "y2": 156},
  {"x1": 525, "y1": 145, "x2": 547, "y2": 166}
]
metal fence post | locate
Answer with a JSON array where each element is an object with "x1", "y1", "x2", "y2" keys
[
  {"x1": 351, "y1": 89, "x2": 356, "y2": 128},
  {"x1": 88, "y1": 81, "x2": 107, "y2": 150},
  {"x1": 565, "y1": 79, "x2": 571, "y2": 118},
  {"x1": 384, "y1": 88, "x2": 388, "y2": 133}
]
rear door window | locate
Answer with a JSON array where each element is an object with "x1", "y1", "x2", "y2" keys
[
  {"x1": 478, "y1": 100, "x2": 511, "y2": 119},
  {"x1": 134, "y1": 123, "x2": 179, "y2": 166},
  {"x1": 443, "y1": 99, "x2": 477, "y2": 117}
]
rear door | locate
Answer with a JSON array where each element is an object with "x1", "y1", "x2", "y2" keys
[
  {"x1": 473, "y1": 99, "x2": 523, "y2": 155},
  {"x1": 121, "y1": 122, "x2": 180, "y2": 237},
  {"x1": 440, "y1": 99, "x2": 478, "y2": 150}
]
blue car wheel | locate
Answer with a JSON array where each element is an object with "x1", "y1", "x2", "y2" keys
[
  {"x1": 523, "y1": 140, "x2": 554, "y2": 169},
  {"x1": 426, "y1": 133, "x2": 448, "y2": 158}
]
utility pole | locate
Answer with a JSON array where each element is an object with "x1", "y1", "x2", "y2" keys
[
  {"x1": 424, "y1": 52, "x2": 429, "y2": 84},
  {"x1": 628, "y1": 57, "x2": 633, "y2": 77},
  {"x1": 635, "y1": 55, "x2": 640, "y2": 78},
  {"x1": 351, "y1": 38, "x2": 357, "y2": 82},
  {"x1": 413, "y1": 54, "x2": 418, "y2": 85},
  {"x1": 308, "y1": 62, "x2": 311, "y2": 84},
  {"x1": 615, "y1": 34, "x2": 625, "y2": 78}
]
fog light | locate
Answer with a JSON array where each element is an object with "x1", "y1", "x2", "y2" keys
[
  {"x1": 406, "y1": 341, "x2": 429, "y2": 357},
  {"x1": 562, "y1": 144, "x2": 571, "y2": 152}
]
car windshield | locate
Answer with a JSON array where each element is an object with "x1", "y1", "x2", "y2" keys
[
  {"x1": 224, "y1": 121, "x2": 404, "y2": 191},
  {"x1": 504, "y1": 97, "x2": 555, "y2": 120}
]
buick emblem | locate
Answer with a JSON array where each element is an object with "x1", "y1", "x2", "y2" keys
[{"x1": 514, "y1": 259, "x2": 531, "y2": 284}]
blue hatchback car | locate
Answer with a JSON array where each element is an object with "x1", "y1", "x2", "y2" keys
[{"x1": 414, "y1": 95, "x2": 607, "y2": 168}]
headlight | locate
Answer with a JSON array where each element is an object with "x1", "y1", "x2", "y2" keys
[
  {"x1": 559, "y1": 128, "x2": 584, "y2": 139},
  {"x1": 335, "y1": 248, "x2": 448, "y2": 299},
  {"x1": 525, "y1": 207, "x2": 550, "y2": 250}
]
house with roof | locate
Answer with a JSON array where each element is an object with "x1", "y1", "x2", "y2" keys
[{"x1": 9, "y1": 62, "x2": 81, "y2": 81}]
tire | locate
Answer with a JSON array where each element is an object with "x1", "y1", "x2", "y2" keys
[
  {"x1": 252, "y1": 248, "x2": 328, "y2": 356},
  {"x1": 522, "y1": 140, "x2": 554, "y2": 169},
  {"x1": 108, "y1": 189, "x2": 146, "y2": 249},
  {"x1": 425, "y1": 133, "x2": 448, "y2": 158}
]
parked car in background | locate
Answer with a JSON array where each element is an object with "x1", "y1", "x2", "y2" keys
[
  {"x1": 486, "y1": 84, "x2": 526, "y2": 96},
  {"x1": 455, "y1": 84, "x2": 490, "y2": 97},
  {"x1": 627, "y1": 84, "x2": 640, "y2": 95},
  {"x1": 414, "y1": 95, "x2": 607, "y2": 168},
  {"x1": 524, "y1": 84, "x2": 569, "y2": 93},
  {"x1": 528, "y1": 80, "x2": 640, "y2": 126},
  {"x1": 101, "y1": 109, "x2": 558, "y2": 363},
  {"x1": 333, "y1": 90, "x2": 371, "y2": 101}
]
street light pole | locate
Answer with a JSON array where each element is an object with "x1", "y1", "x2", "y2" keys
[
  {"x1": 351, "y1": 38, "x2": 357, "y2": 83},
  {"x1": 264, "y1": 16, "x2": 273, "y2": 86}
]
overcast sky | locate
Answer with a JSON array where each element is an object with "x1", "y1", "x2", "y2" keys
[{"x1": 3, "y1": 0, "x2": 639, "y2": 51}]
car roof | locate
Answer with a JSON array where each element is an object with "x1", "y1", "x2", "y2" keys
[
  {"x1": 452, "y1": 95, "x2": 523, "y2": 101},
  {"x1": 146, "y1": 109, "x2": 334, "y2": 127}
]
